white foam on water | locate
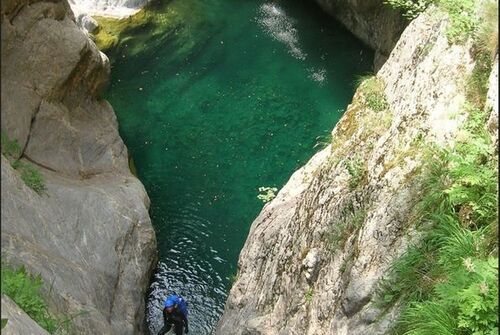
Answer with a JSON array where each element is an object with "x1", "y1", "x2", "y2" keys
[
  {"x1": 256, "y1": 3, "x2": 307, "y2": 60},
  {"x1": 68, "y1": 0, "x2": 147, "y2": 18},
  {"x1": 307, "y1": 67, "x2": 327, "y2": 85}
]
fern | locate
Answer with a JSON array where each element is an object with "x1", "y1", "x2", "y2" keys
[
  {"x1": 0, "y1": 264, "x2": 78, "y2": 334},
  {"x1": 376, "y1": 104, "x2": 498, "y2": 332}
]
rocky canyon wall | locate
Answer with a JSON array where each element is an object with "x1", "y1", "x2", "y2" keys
[
  {"x1": 314, "y1": 0, "x2": 408, "y2": 70},
  {"x1": 1, "y1": 0, "x2": 157, "y2": 333},
  {"x1": 216, "y1": 7, "x2": 496, "y2": 334}
]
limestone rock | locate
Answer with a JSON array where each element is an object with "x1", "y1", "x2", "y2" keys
[
  {"x1": 313, "y1": 0, "x2": 408, "y2": 71},
  {"x1": 1, "y1": 0, "x2": 157, "y2": 333},
  {"x1": 486, "y1": 55, "x2": 498, "y2": 147},
  {"x1": 77, "y1": 13, "x2": 99, "y2": 34},
  {"x1": 1, "y1": 295, "x2": 51, "y2": 335},
  {"x1": 216, "y1": 9, "x2": 482, "y2": 335}
]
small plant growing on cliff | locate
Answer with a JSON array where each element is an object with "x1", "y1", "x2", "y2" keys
[
  {"x1": 327, "y1": 208, "x2": 367, "y2": 251},
  {"x1": 12, "y1": 161, "x2": 47, "y2": 195},
  {"x1": 257, "y1": 186, "x2": 278, "y2": 203},
  {"x1": 357, "y1": 75, "x2": 389, "y2": 112},
  {"x1": 345, "y1": 156, "x2": 367, "y2": 190},
  {"x1": 1, "y1": 132, "x2": 21, "y2": 158},
  {"x1": 305, "y1": 288, "x2": 314, "y2": 303},
  {"x1": 383, "y1": 0, "x2": 433, "y2": 20},
  {"x1": 1, "y1": 265, "x2": 58, "y2": 332},
  {"x1": 1, "y1": 132, "x2": 46, "y2": 194}
]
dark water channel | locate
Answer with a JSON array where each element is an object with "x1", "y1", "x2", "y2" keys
[{"x1": 105, "y1": 0, "x2": 373, "y2": 333}]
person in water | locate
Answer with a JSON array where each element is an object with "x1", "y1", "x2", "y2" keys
[{"x1": 158, "y1": 295, "x2": 189, "y2": 335}]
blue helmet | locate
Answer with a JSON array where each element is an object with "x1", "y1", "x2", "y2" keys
[{"x1": 164, "y1": 295, "x2": 178, "y2": 308}]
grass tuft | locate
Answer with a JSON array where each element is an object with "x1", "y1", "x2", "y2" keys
[
  {"x1": 1, "y1": 264, "x2": 76, "y2": 334},
  {"x1": 375, "y1": 105, "x2": 498, "y2": 334}
]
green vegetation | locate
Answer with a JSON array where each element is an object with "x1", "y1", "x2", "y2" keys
[
  {"x1": 327, "y1": 206, "x2": 367, "y2": 250},
  {"x1": 257, "y1": 186, "x2": 278, "y2": 203},
  {"x1": 356, "y1": 75, "x2": 389, "y2": 112},
  {"x1": 229, "y1": 274, "x2": 238, "y2": 285},
  {"x1": 345, "y1": 156, "x2": 367, "y2": 190},
  {"x1": 17, "y1": 161, "x2": 46, "y2": 194},
  {"x1": 383, "y1": 0, "x2": 431, "y2": 20},
  {"x1": 1, "y1": 265, "x2": 74, "y2": 334},
  {"x1": 1, "y1": 319, "x2": 7, "y2": 329},
  {"x1": 1, "y1": 132, "x2": 46, "y2": 194},
  {"x1": 376, "y1": 105, "x2": 498, "y2": 334},
  {"x1": 1, "y1": 132, "x2": 21, "y2": 158},
  {"x1": 384, "y1": 0, "x2": 497, "y2": 46},
  {"x1": 467, "y1": 0, "x2": 498, "y2": 110},
  {"x1": 475, "y1": 1, "x2": 499, "y2": 60},
  {"x1": 91, "y1": 0, "x2": 205, "y2": 61},
  {"x1": 375, "y1": 2, "x2": 498, "y2": 327},
  {"x1": 305, "y1": 288, "x2": 314, "y2": 303}
]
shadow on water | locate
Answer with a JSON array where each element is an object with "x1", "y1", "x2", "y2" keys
[{"x1": 104, "y1": 0, "x2": 373, "y2": 333}]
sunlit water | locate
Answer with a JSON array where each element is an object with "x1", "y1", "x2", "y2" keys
[{"x1": 105, "y1": 0, "x2": 373, "y2": 333}]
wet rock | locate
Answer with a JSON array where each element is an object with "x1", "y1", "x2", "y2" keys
[{"x1": 77, "y1": 13, "x2": 99, "y2": 34}]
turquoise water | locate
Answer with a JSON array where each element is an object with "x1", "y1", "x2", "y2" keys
[{"x1": 105, "y1": 0, "x2": 372, "y2": 333}]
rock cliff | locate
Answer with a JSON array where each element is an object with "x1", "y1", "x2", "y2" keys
[
  {"x1": 216, "y1": 8, "x2": 495, "y2": 335},
  {"x1": 0, "y1": 0, "x2": 157, "y2": 333},
  {"x1": 314, "y1": 0, "x2": 408, "y2": 70}
]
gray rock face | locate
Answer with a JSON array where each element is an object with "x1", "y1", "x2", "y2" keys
[
  {"x1": 313, "y1": 0, "x2": 408, "y2": 70},
  {"x1": 1, "y1": 295, "x2": 51, "y2": 335},
  {"x1": 487, "y1": 56, "x2": 498, "y2": 147},
  {"x1": 216, "y1": 10, "x2": 485, "y2": 335},
  {"x1": 76, "y1": 13, "x2": 99, "y2": 34},
  {"x1": 1, "y1": 0, "x2": 157, "y2": 333}
]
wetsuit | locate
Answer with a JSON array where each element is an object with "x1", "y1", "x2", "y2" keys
[{"x1": 158, "y1": 307, "x2": 188, "y2": 335}]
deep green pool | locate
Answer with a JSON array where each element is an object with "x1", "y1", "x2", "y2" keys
[{"x1": 105, "y1": 0, "x2": 372, "y2": 333}]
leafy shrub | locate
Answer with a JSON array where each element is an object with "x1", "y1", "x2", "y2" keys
[
  {"x1": 383, "y1": 0, "x2": 481, "y2": 44},
  {"x1": 439, "y1": 0, "x2": 478, "y2": 43},
  {"x1": 257, "y1": 186, "x2": 278, "y2": 203},
  {"x1": 383, "y1": 0, "x2": 433, "y2": 20},
  {"x1": 456, "y1": 258, "x2": 498, "y2": 335},
  {"x1": 376, "y1": 106, "x2": 498, "y2": 334}
]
